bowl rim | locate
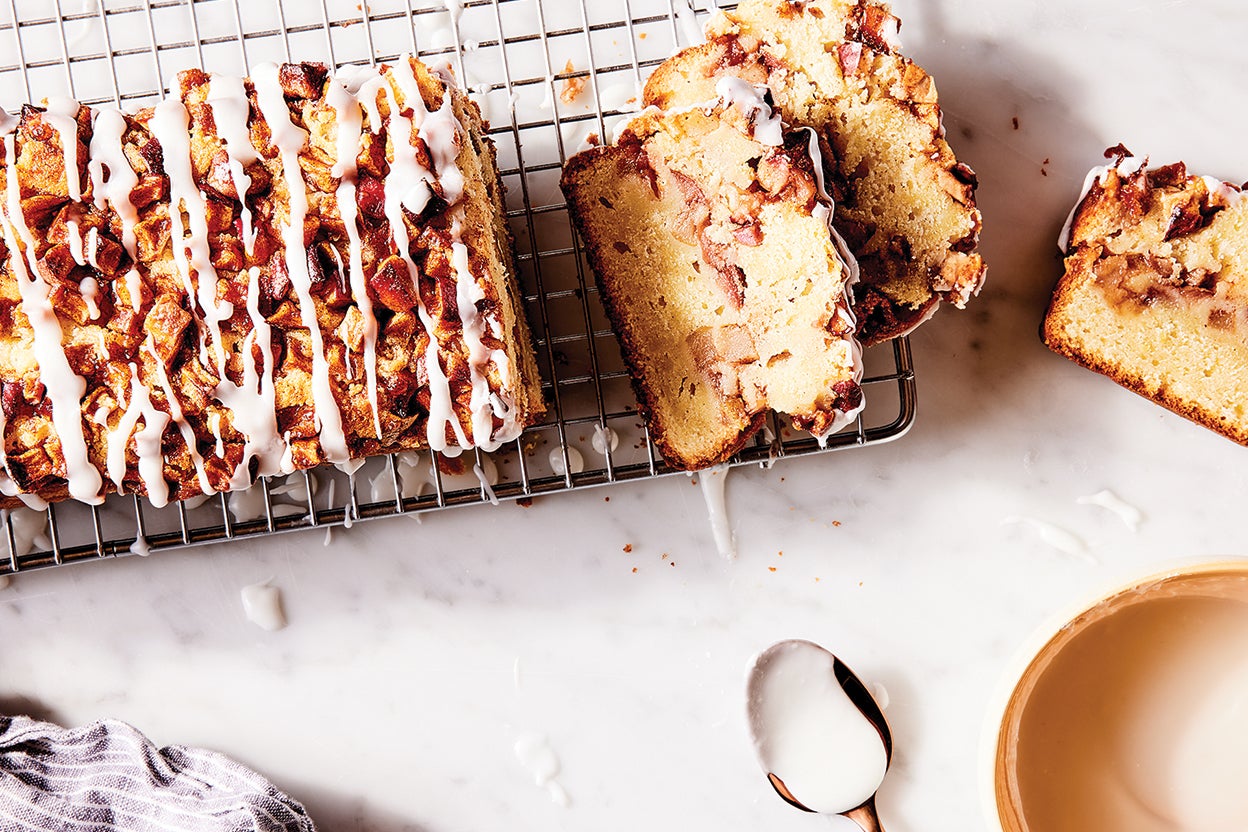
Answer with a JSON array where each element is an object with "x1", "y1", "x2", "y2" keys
[{"x1": 977, "y1": 556, "x2": 1248, "y2": 832}]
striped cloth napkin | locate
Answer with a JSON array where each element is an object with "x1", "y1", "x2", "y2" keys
[{"x1": 0, "y1": 715, "x2": 317, "y2": 831}]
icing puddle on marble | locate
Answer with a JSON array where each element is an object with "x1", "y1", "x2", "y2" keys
[
  {"x1": 240, "y1": 581, "x2": 287, "y2": 631},
  {"x1": 513, "y1": 733, "x2": 570, "y2": 807}
]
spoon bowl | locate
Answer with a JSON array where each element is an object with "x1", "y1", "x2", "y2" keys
[{"x1": 746, "y1": 639, "x2": 892, "y2": 831}]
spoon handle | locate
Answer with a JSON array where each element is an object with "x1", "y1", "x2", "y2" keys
[{"x1": 842, "y1": 797, "x2": 884, "y2": 832}]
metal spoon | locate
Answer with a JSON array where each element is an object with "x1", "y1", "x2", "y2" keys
[{"x1": 746, "y1": 639, "x2": 893, "y2": 832}]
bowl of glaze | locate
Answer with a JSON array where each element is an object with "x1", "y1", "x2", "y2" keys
[{"x1": 983, "y1": 559, "x2": 1248, "y2": 832}]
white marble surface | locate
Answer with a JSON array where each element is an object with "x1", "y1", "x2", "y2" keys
[{"x1": 3, "y1": 0, "x2": 1248, "y2": 830}]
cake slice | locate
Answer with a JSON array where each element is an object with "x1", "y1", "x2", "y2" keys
[
  {"x1": 643, "y1": 0, "x2": 985, "y2": 344},
  {"x1": 561, "y1": 80, "x2": 863, "y2": 470},
  {"x1": 1043, "y1": 147, "x2": 1248, "y2": 444},
  {"x1": 0, "y1": 56, "x2": 543, "y2": 508}
]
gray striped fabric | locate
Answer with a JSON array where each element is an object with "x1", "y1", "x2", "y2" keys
[{"x1": 0, "y1": 716, "x2": 317, "y2": 832}]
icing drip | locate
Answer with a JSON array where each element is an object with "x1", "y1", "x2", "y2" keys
[
  {"x1": 79, "y1": 275, "x2": 100, "y2": 320},
  {"x1": 699, "y1": 465, "x2": 736, "y2": 559},
  {"x1": 1202, "y1": 175, "x2": 1245, "y2": 207},
  {"x1": 393, "y1": 61, "x2": 514, "y2": 449},
  {"x1": 66, "y1": 219, "x2": 86, "y2": 265},
  {"x1": 1, "y1": 134, "x2": 103, "y2": 504},
  {"x1": 106, "y1": 363, "x2": 171, "y2": 506},
  {"x1": 205, "y1": 75, "x2": 260, "y2": 256},
  {"x1": 200, "y1": 76, "x2": 290, "y2": 485},
  {"x1": 715, "y1": 77, "x2": 783, "y2": 147},
  {"x1": 325, "y1": 73, "x2": 383, "y2": 440},
  {"x1": 84, "y1": 226, "x2": 101, "y2": 269},
  {"x1": 216, "y1": 266, "x2": 289, "y2": 490},
  {"x1": 1059, "y1": 154, "x2": 1147, "y2": 251},
  {"x1": 87, "y1": 107, "x2": 144, "y2": 311},
  {"x1": 149, "y1": 90, "x2": 234, "y2": 375},
  {"x1": 349, "y1": 62, "x2": 465, "y2": 453},
  {"x1": 64, "y1": 221, "x2": 101, "y2": 318},
  {"x1": 674, "y1": 0, "x2": 704, "y2": 49},
  {"x1": 42, "y1": 97, "x2": 83, "y2": 202},
  {"x1": 451, "y1": 239, "x2": 501, "y2": 450},
  {"x1": 146, "y1": 337, "x2": 213, "y2": 496},
  {"x1": 252, "y1": 64, "x2": 351, "y2": 464}
]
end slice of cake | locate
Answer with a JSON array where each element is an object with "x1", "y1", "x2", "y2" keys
[
  {"x1": 0, "y1": 56, "x2": 544, "y2": 508},
  {"x1": 1043, "y1": 146, "x2": 1248, "y2": 444},
  {"x1": 561, "y1": 80, "x2": 863, "y2": 470},
  {"x1": 644, "y1": 0, "x2": 985, "y2": 345}
]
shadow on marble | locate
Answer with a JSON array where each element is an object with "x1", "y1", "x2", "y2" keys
[
  {"x1": 0, "y1": 694, "x2": 62, "y2": 725},
  {"x1": 863, "y1": 670, "x2": 921, "y2": 832},
  {"x1": 291, "y1": 787, "x2": 433, "y2": 832},
  {"x1": 891, "y1": 1, "x2": 1101, "y2": 451}
]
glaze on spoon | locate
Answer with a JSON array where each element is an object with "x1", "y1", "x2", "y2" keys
[{"x1": 746, "y1": 639, "x2": 892, "y2": 830}]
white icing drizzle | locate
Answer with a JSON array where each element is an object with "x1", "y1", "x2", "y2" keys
[
  {"x1": 715, "y1": 77, "x2": 783, "y2": 147},
  {"x1": 42, "y1": 97, "x2": 83, "y2": 202},
  {"x1": 218, "y1": 266, "x2": 289, "y2": 489},
  {"x1": 0, "y1": 110, "x2": 16, "y2": 136},
  {"x1": 393, "y1": 61, "x2": 515, "y2": 450},
  {"x1": 325, "y1": 72, "x2": 383, "y2": 440},
  {"x1": 106, "y1": 362, "x2": 171, "y2": 506},
  {"x1": 350, "y1": 61, "x2": 466, "y2": 453},
  {"x1": 802, "y1": 127, "x2": 865, "y2": 440},
  {"x1": 64, "y1": 221, "x2": 101, "y2": 318},
  {"x1": 1059, "y1": 153, "x2": 1148, "y2": 252},
  {"x1": 199, "y1": 77, "x2": 291, "y2": 485},
  {"x1": 1001, "y1": 515, "x2": 1094, "y2": 563},
  {"x1": 414, "y1": 86, "x2": 465, "y2": 205},
  {"x1": 674, "y1": 0, "x2": 704, "y2": 49},
  {"x1": 699, "y1": 464, "x2": 736, "y2": 559},
  {"x1": 79, "y1": 276, "x2": 100, "y2": 320},
  {"x1": 1, "y1": 134, "x2": 103, "y2": 504},
  {"x1": 205, "y1": 75, "x2": 260, "y2": 256},
  {"x1": 17, "y1": 493, "x2": 48, "y2": 510},
  {"x1": 146, "y1": 337, "x2": 213, "y2": 496},
  {"x1": 252, "y1": 64, "x2": 351, "y2": 464},
  {"x1": 1202, "y1": 175, "x2": 1245, "y2": 208},
  {"x1": 66, "y1": 219, "x2": 87, "y2": 265},
  {"x1": 452, "y1": 238, "x2": 502, "y2": 449},
  {"x1": 84, "y1": 226, "x2": 101, "y2": 269},
  {"x1": 209, "y1": 411, "x2": 225, "y2": 457},
  {"x1": 87, "y1": 107, "x2": 144, "y2": 312},
  {"x1": 1077, "y1": 489, "x2": 1144, "y2": 532},
  {"x1": 149, "y1": 90, "x2": 233, "y2": 375},
  {"x1": 472, "y1": 462, "x2": 499, "y2": 505}
]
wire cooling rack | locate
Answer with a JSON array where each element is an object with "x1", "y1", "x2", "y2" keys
[{"x1": 0, "y1": 0, "x2": 916, "y2": 574}]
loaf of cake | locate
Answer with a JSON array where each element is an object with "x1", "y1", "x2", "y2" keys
[
  {"x1": 643, "y1": 0, "x2": 985, "y2": 344},
  {"x1": 1043, "y1": 147, "x2": 1248, "y2": 444},
  {"x1": 0, "y1": 55, "x2": 543, "y2": 508},
  {"x1": 561, "y1": 79, "x2": 863, "y2": 470}
]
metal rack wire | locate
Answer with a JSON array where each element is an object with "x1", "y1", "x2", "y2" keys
[{"x1": 0, "y1": 0, "x2": 916, "y2": 574}]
